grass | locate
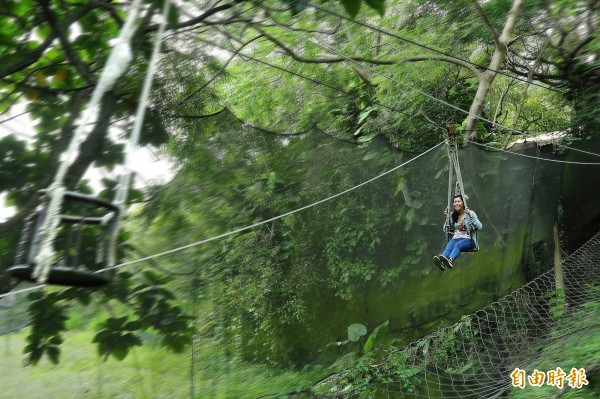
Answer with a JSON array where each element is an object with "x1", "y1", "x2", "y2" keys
[{"x1": 0, "y1": 329, "x2": 325, "y2": 399}]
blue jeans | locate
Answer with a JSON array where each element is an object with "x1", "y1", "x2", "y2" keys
[{"x1": 442, "y1": 238, "x2": 474, "y2": 261}]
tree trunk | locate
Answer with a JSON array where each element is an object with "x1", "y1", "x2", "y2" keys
[{"x1": 464, "y1": 0, "x2": 526, "y2": 143}]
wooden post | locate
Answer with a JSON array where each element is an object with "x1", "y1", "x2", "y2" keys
[{"x1": 553, "y1": 223, "x2": 565, "y2": 314}]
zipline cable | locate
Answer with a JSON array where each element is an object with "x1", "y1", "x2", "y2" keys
[
  {"x1": 98, "y1": 141, "x2": 444, "y2": 272},
  {"x1": 468, "y1": 140, "x2": 600, "y2": 165},
  {"x1": 556, "y1": 143, "x2": 600, "y2": 158}
]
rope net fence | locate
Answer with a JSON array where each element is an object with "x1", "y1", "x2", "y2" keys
[{"x1": 344, "y1": 229, "x2": 600, "y2": 398}]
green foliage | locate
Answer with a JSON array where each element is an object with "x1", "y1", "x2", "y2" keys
[
  {"x1": 325, "y1": 201, "x2": 381, "y2": 300},
  {"x1": 20, "y1": 267, "x2": 193, "y2": 365},
  {"x1": 129, "y1": 271, "x2": 195, "y2": 353},
  {"x1": 330, "y1": 320, "x2": 391, "y2": 372},
  {"x1": 340, "y1": 0, "x2": 362, "y2": 18},
  {"x1": 363, "y1": 320, "x2": 389, "y2": 353},
  {"x1": 347, "y1": 323, "x2": 367, "y2": 342},
  {"x1": 329, "y1": 347, "x2": 423, "y2": 397},
  {"x1": 544, "y1": 288, "x2": 566, "y2": 319},
  {"x1": 93, "y1": 316, "x2": 142, "y2": 361},
  {"x1": 284, "y1": 0, "x2": 386, "y2": 18},
  {"x1": 330, "y1": 76, "x2": 381, "y2": 142},
  {"x1": 24, "y1": 291, "x2": 68, "y2": 366},
  {"x1": 364, "y1": 0, "x2": 385, "y2": 17},
  {"x1": 136, "y1": 103, "x2": 451, "y2": 362}
]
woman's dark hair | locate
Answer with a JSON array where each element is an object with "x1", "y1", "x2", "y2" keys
[{"x1": 451, "y1": 194, "x2": 465, "y2": 223}]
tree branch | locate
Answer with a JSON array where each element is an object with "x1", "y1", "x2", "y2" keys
[
  {"x1": 472, "y1": 0, "x2": 500, "y2": 45},
  {"x1": 0, "y1": 2, "x2": 99, "y2": 79},
  {"x1": 253, "y1": 25, "x2": 395, "y2": 65},
  {"x1": 64, "y1": 92, "x2": 119, "y2": 189},
  {"x1": 144, "y1": 0, "x2": 245, "y2": 34},
  {"x1": 226, "y1": 108, "x2": 315, "y2": 136},
  {"x1": 38, "y1": 0, "x2": 94, "y2": 85},
  {"x1": 405, "y1": 55, "x2": 482, "y2": 78},
  {"x1": 157, "y1": 108, "x2": 228, "y2": 119},
  {"x1": 1, "y1": 78, "x2": 93, "y2": 95},
  {"x1": 175, "y1": 35, "x2": 262, "y2": 107}
]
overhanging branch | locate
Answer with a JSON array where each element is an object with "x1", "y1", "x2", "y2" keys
[
  {"x1": 39, "y1": 0, "x2": 94, "y2": 85},
  {"x1": 253, "y1": 25, "x2": 395, "y2": 65},
  {"x1": 406, "y1": 55, "x2": 482, "y2": 78}
]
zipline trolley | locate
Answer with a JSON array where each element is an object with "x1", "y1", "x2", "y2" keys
[
  {"x1": 7, "y1": 0, "x2": 171, "y2": 288},
  {"x1": 8, "y1": 191, "x2": 118, "y2": 287}
]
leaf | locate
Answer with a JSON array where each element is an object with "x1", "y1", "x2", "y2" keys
[
  {"x1": 364, "y1": 320, "x2": 389, "y2": 353},
  {"x1": 167, "y1": 4, "x2": 179, "y2": 29},
  {"x1": 347, "y1": 323, "x2": 367, "y2": 342},
  {"x1": 105, "y1": 316, "x2": 128, "y2": 330},
  {"x1": 406, "y1": 208, "x2": 415, "y2": 223},
  {"x1": 289, "y1": 0, "x2": 308, "y2": 15},
  {"x1": 111, "y1": 344, "x2": 129, "y2": 361},
  {"x1": 143, "y1": 270, "x2": 169, "y2": 285},
  {"x1": 330, "y1": 352, "x2": 357, "y2": 370},
  {"x1": 362, "y1": 150, "x2": 379, "y2": 161},
  {"x1": 357, "y1": 132, "x2": 378, "y2": 143},
  {"x1": 26, "y1": 348, "x2": 43, "y2": 366},
  {"x1": 357, "y1": 107, "x2": 375, "y2": 125},
  {"x1": 47, "y1": 346, "x2": 60, "y2": 364},
  {"x1": 364, "y1": 0, "x2": 385, "y2": 16},
  {"x1": 339, "y1": 0, "x2": 361, "y2": 18},
  {"x1": 353, "y1": 125, "x2": 364, "y2": 136},
  {"x1": 140, "y1": 112, "x2": 169, "y2": 146},
  {"x1": 125, "y1": 320, "x2": 142, "y2": 330},
  {"x1": 394, "y1": 177, "x2": 407, "y2": 196},
  {"x1": 49, "y1": 336, "x2": 64, "y2": 345},
  {"x1": 91, "y1": 334, "x2": 105, "y2": 347}
]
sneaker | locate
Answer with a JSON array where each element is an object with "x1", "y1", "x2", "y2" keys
[
  {"x1": 433, "y1": 256, "x2": 445, "y2": 271},
  {"x1": 440, "y1": 255, "x2": 453, "y2": 269}
]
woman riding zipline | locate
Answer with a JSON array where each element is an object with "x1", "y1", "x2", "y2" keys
[{"x1": 434, "y1": 194, "x2": 482, "y2": 270}]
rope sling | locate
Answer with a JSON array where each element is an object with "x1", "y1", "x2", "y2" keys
[
  {"x1": 445, "y1": 123, "x2": 479, "y2": 252},
  {"x1": 8, "y1": 0, "x2": 171, "y2": 287}
]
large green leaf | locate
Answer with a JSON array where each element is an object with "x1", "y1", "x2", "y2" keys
[
  {"x1": 348, "y1": 323, "x2": 367, "y2": 342},
  {"x1": 363, "y1": 320, "x2": 389, "y2": 353},
  {"x1": 364, "y1": 0, "x2": 385, "y2": 16},
  {"x1": 167, "y1": 4, "x2": 179, "y2": 29},
  {"x1": 340, "y1": 0, "x2": 361, "y2": 18}
]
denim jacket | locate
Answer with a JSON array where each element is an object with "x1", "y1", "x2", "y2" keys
[{"x1": 443, "y1": 211, "x2": 483, "y2": 248}]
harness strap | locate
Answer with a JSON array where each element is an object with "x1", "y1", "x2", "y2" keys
[{"x1": 445, "y1": 123, "x2": 478, "y2": 251}]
